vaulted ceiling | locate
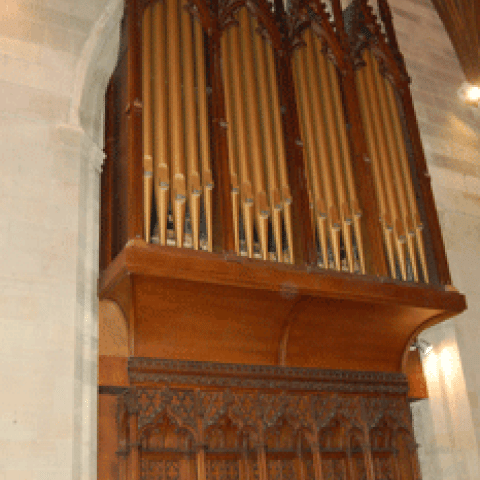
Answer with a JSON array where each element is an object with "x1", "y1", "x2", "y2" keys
[{"x1": 431, "y1": 0, "x2": 480, "y2": 83}]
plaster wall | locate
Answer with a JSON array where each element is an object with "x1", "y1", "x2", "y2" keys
[{"x1": 0, "y1": 0, "x2": 479, "y2": 479}]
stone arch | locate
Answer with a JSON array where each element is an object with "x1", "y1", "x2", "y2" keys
[{"x1": 69, "y1": 0, "x2": 124, "y2": 142}]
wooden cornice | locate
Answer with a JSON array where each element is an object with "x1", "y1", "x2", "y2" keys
[{"x1": 99, "y1": 242, "x2": 466, "y2": 373}]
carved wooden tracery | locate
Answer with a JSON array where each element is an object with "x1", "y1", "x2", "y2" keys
[{"x1": 116, "y1": 360, "x2": 420, "y2": 480}]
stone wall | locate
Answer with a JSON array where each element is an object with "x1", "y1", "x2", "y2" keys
[
  {"x1": 390, "y1": 0, "x2": 480, "y2": 478},
  {"x1": 0, "y1": 1, "x2": 122, "y2": 479}
]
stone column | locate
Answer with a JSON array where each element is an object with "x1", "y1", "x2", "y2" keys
[{"x1": 411, "y1": 323, "x2": 480, "y2": 480}]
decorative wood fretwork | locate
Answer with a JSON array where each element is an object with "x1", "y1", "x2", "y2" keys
[
  {"x1": 115, "y1": 358, "x2": 420, "y2": 480},
  {"x1": 128, "y1": 357, "x2": 409, "y2": 395}
]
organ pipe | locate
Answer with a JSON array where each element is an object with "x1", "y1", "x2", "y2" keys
[
  {"x1": 355, "y1": 64, "x2": 398, "y2": 277},
  {"x1": 220, "y1": 9, "x2": 294, "y2": 263},
  {"x1": 228, "y1": 24, "x2": 255, "y2": 258},
  {"x1": 152, "y1": 1, "x2": 169, "y2": 247},
  {"x1": 142, "y1": 1, "x2": 213, "y2": 251},
  {"x1": 355, "y1": 48, "x2": 430, "y2": 282},
  {"x1": 253, "y1": 20, "x2": 283, "y2": 262},
  {"x1": 220, "y1": 31, "x2": 241, "y2": 255},
  {"x1": 326, "y1": 58, "x2": 366, "y2": 274},
  {"x1": 293, "y1": 29, "x2": 366, "y2": 273},
  {"x1": 312, "y1": 32, "x2": 355, "y2": 273},
  {"x1": 265, "y1": 43, "x2": 295, "y2": 262},
  {"x1": 167, "y1": 0, "x2": 186, "y2": 250},
  {"x1": 194, "y1": 19, "x2": 214, "y2": 253},
  {"x1": 362, "y1": 50, "x2": 408, "y2": 280},
  {"x1": 181, "y1": 4, "x2": 201, "y2": 251},
  {"x1": 138, "y1": 0, "x2": 435, "y2": 284},
  {"x1": 142, "y1": 6, "x2": 153, "y2": 243},
  {"x1": 240, "y1": 10, "x2": 269, "y2": 260}
]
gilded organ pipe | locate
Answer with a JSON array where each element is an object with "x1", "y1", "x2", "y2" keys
[
  {"x1": 311, "y1": 32, "x2": 355, "y2": 273},
  {"x1": 253, "y1": 19, "x2": 283, "y2": 262},
  {"x1": 181, "y1": 3, "x2": 201, "y2": 250},
  {"x1": 355, "y1": 64, "x2": 398, "y2": 277},
  {"x1": 241, "y1": 10, "x2": 269, "y2": 260},
  {"x1": 142, "y1": 0, "x2": 213, "y2": 251},
  {"x1": 142, "y1": 6, "x2": 153, "y2": 243},
  {"x1": 221, "y1": 9, "x2": 294, "y2": 263},
  {"x1": 152, "y1": 1, "x2": 169, "y2": 247},
  {"x1": 229, "y1": 24, "x2": 255, "y2": 258},
  {"x1": 137, "y1": 0, "x2": 434, "y2": 283},
  {"x1": 293, "y1": 29, "x2": 366, "y2": 273},
  {"x1": 362, "y1": 50, "x2": 408, "y2": 280},
  {"x1": 370, "y1": 53, "x2": 419, "y2": 282},
  {"x1": 326, "y1": 58, "x2": 366, "y2": 274},
  {"x1": 384, "y1": 80, "x2": 429, "y2": 283},
  {"x1": 354, "y1": 47, "x2": 431, "y2": 283},
  {"x1": 194, "y1": 19, "x2": 214, "y2": 252},
  {"x1": 265, "y1": 43, "x2": 295, "y2": 262},
  {"x1": 300, "y1": 42, "x2": 343, "y2": 271},
  {"x1": 292, "y1": 48, "x2": 331, "y2": 268},
  {"x1": 167, "y1": 0, "x2": 186, "y2": 250},
  {"x1": 220, "y1": 31, "x2": 241, "y2": 255}
]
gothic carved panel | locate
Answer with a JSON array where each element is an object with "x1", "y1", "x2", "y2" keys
[{"x1": 116, "y1": 360, "x2": 418, "y2": 480}]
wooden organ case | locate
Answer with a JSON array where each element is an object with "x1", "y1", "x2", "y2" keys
[{"x1": 98, "y1": 0, "x2": 466, "y2": 479}]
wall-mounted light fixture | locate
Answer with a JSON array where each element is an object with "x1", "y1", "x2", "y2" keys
[
  {"x1": 410, "y1": 338, "x2": 433, "y2": 356},
  {"x1": 458, "y1": 82, "x2": 480, "y2": 107}
]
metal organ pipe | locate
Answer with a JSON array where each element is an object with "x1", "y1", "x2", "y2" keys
[
  {"x1": 311, "y1": 32, "x2": 355, "y2": 273},
  {"x1": 370, "y1": 53, "x2": 420, "y2": 282},
  {"x1": 142, "y1": 6, "x2": 153, "y2": 243},
  {"x1": 384, "y1": 79, "x2": 429, "y2": 283},
  {"x1": 355, "y1": 64, "x2": 398, "y2": 278},
  {"x1": 301, "y1": 39, "x2": 343, "y2": 271},
  {"x1": 240, "y1": 9, "x2": 269, "y2": 261},
  {"x1": 194, "y1": 18, "x2": 213, "y2": 253},
  {"x1": 139, "y1": 0, "x2": 430, "y2": 284},
  {"x1": 220, "y1": 31, "x2": 241, "y2": 255},
  {"x1": 326, "y1": 58, "x2": 366, "y2": 274},
  {"x1": 152, "y1": 1, "x2": 169, "y2": 247},
  {"x1": 265, "y1": 42, "x2": 295, "y2": 262},
  {"x1": 220, "y1": 9, "x2": 294, "y2": 263},
  {"x1": 362, "y1": 50, "x2": 408, "y2": 280},
  {"x1": 167, "y1": 0, "x2": 186, "y2": 250},
  {"x1": 142, "y1": 0, "x2": 213, "y2": 251},
  {"x1": 253, "y1": 18, "x2": 283, "y2": 262},
  {"x1": 229, "y1": 23, "x2": 255, "y2": 259},
  {"x1": 292, "y1": 47, "x2": 330, "y2": 269},
  {"x1": 181, "y1": 3, "x2": 201, "y2": 251},
  {"x1": 354, "y1": 48, "x2": 430, "y2": 283},
  {"x1": 293, "y1": 29, "x2": 366, "y2": 273}
]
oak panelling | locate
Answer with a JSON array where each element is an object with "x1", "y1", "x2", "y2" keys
[
  {"x1": 98, "y1": 394, "x2": 121, "y2": 480},
  {"x1": 99, "y1": 243, "x2": 465, "y2": 372},
  {"x1": 99, "y1": 356, "x2": 129, "y2": 387}
]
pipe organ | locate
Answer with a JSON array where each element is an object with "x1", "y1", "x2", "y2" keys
[
  {"x1": 142, "y1": 0, "x2": 213, "y2": 251},
  {"x1": 292, "y1": 28, "x2": 365, "y2": 273},
  {"x1": 99, "y1": 0, "x2": 466, "y2": 479},
  {"x1": 221, "y1": 11, "x2": 294, "y2": 262}
]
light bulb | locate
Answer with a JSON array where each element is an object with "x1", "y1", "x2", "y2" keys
[
  {"x1": 465, "y1": 85, "x2": 480, "y2": 103},
  {"x1": 458, "y1": 82, "x2": 480, "y2": 106}
]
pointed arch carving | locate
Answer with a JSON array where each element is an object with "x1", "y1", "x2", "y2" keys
[{"x1": 113, "y1": 361, "x2": 423, "y2": 480}]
